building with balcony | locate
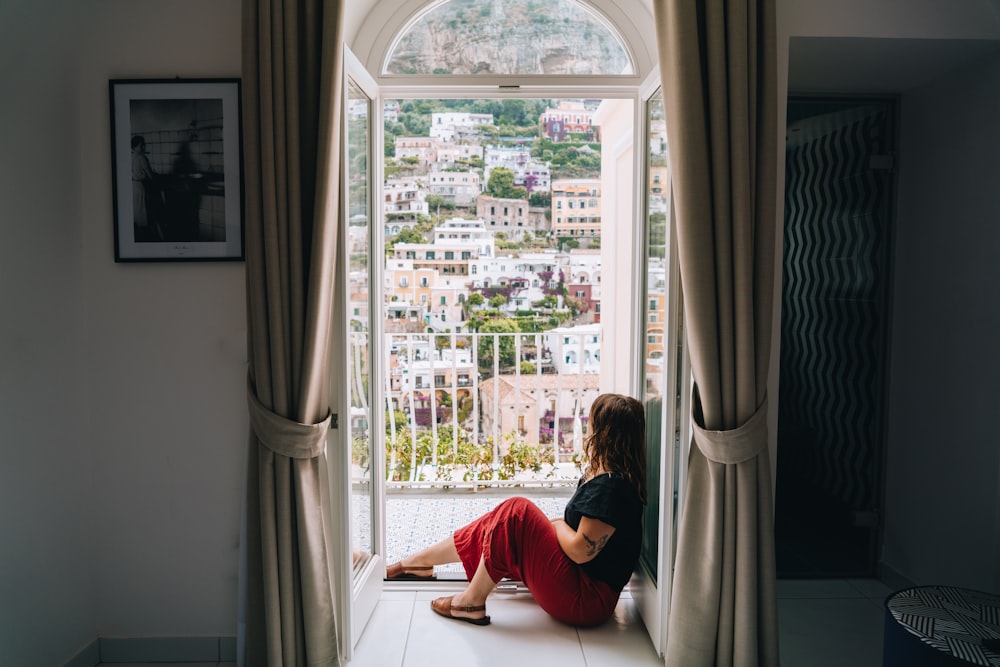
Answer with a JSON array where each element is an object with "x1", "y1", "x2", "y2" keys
[
  {"x1": 476, "y1": 194, "x2": 536, "y2": 239},
  {"x1": 384, "y1": 177, "x2": 429, "y2": 233},
  {"x1": 551, "y1": 178, "x2": 602, "y2": 240},
  {"x1": 428, "y1": 168, "x2": 481, "y2": 207},
  {"x1": 483, "y1": 146, "x2": 552, "y2": 193},
  {"x1": 394, "y1": 136, "x2": 439, "y2": 167},
  {"x1": 429, "y1": 111, "x2": 494, "y2": 142},
  {"x1": 540, "y1": 100, "x2": 600, "y2": 142},
  {"x1": 544, "y1": 323, "x2": 601, "y2": 375},
  {"x1": 383, "y1": 100, "x2": 400, "y2": 123},
  {"x1": 479, "y1": 372, "x2": 601, "y2": 449},
  {"x1": 386, "y1": 338, "x2": 478, "y2": 430},
  {"x1": 435, "y1": 143, "x2": 484, "y2": 166},
  {"x1": 432, "y1": 217, "x2": 495, "y2": 257}
]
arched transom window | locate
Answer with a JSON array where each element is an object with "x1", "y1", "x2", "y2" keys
[{"x1": 384, "y1": 0, "x2": 636, "y2": 76}]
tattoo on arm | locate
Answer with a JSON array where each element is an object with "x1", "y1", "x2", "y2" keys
[{"x1": 583, "y1": 532, "x2": 610, "y2": 558}]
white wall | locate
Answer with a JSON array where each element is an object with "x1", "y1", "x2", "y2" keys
[
  {"x1": 0, "y1": 2, "x2": 94, "y2": 664},
  {"x1": 4, "y1": 1, "x2": 999, "y2": 662},
  {"x1": 885, "y1": 51, "x2": 1000, "y2": 592},
  {"x1": 779, "y1": 0, "x2": 1000, "y2": 592},
  {"x1": 78, "y1": 0, "x2": 246, "y2": 638},
  {"x1": 1, "y1": 1, "x2": 246, "y2": 663}
]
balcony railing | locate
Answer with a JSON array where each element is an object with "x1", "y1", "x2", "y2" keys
[{"x1": 380, "y1": 330, "x2": 600, "y2": 487}]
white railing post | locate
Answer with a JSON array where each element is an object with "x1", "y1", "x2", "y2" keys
[
  {"x1": 491, "y1": 332, "x2": 500, "y2": 480},
  {"x1": 450, "y1": 330, "x2": 459, "y2": 459},
  {"x1": 385, "y1": 334, "x2": 396, "y2": 481},
  {"x1": 429, "y1": 332, "x2": 438, "y2": 469},
  {"x1": 382, "y1": 328, "x2": 592, "y2": 488},
  {"x1": 407, "y1": 335, "x2": 417, "y2": 482},
  {"x1": 514, "y1": 333, "x2": 522, "y2": 441},
  {"x1": 471, "y1": 332, "x2": 479, "y2": 450},
  {"x1": 576, "y1": 331, "x2": 585, "y2": 457}
]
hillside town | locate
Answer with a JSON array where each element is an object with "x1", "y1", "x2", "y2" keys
[{"x1": 347, "y1": 98, "x2": 669, "y2": 481}]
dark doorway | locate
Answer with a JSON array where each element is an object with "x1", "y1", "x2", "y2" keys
[{"x1": 775, "y1": 97, "x2": 896, "y2": 578}]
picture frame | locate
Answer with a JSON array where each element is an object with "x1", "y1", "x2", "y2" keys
[{"x1": 109, "y1": 78, "x2": 244, "y2": 262}]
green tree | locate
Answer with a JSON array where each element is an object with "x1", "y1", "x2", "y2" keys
[
  {"x1": 488, "y1": 294, "x2": 508, "y2": 309},
  {"x1": 467, "y1": 292, "x2": 485, "y2": 306},
  {"x1": 387, "y1": 226, "x2": 426, "y2": 251},
  {"x1": 478, "y1": 318, "x2": 521, "y2": 369},
  {"x1": 528, "y1": 191, "x2": 551, "y2": 208},
  {"x1": 486, "y1": 167, "x2": 527, "y2": 199},
  {"x1": 425, "y1": 194, "x2": 455, "y2": 211}
]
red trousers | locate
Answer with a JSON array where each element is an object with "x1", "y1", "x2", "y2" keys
[{"x1": 453, "y1": 496, "x2": 620, "y2": 626}]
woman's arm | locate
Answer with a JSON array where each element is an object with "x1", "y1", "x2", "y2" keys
[{"x1": 551, "y1": 515, "x2": 617, "y2": 564}]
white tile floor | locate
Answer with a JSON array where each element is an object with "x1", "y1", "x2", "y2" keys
[
  {"x1": 347, "y1": 578, "x2": 892, "y2": 667},
  {"x1": 88, "y1": 579, "x2": 889, "y2": 666}
]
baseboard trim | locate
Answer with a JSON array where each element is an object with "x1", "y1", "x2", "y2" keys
[
  {"x1": 63, "y1": 640, "x2": 99, "y2": 667},
  {"x1": 63, "y1": 636, "x2": 236, "y2": 665},
  {"x1": 878, "y1": 561, "x2": 917, "y2": 595}
]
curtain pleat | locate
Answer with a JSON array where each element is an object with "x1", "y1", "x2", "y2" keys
[
  {"x1": 241, "y1": 0, "x2": 345, "y2": 664},
  {"x1": 653, "y1": 1, "x2": 780, "y2": 665}
]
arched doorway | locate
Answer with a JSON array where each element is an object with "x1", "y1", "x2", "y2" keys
[{"x1": 335, "y1": 0, "x2": 687, "y2": 656}]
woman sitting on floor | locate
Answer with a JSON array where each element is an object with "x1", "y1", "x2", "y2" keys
[{"x1": 387, "y1": 392, "x2": 647, "y2": 627}]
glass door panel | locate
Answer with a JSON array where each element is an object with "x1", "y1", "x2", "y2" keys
[
  {"x1": 333, "y1": 48, "x2": 384, "y2": 659},
  {"x1": 632, "y1": 86, "x2": 690, "y2": 657},
  {"x1": 347, "y1": 78, "x2": 375, "y2": 577}
]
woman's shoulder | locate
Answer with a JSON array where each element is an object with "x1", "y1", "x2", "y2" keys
[{"x1": 584, "y1": 471, "x2": 639, "y2": 498}]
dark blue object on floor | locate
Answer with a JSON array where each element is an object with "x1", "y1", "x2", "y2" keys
[{"x1": 883, "y1": 586, "x2": 1000, "y2": 666}]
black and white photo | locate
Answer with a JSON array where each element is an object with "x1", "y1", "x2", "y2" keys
[{"x1": 110, "y1": 78, "x2": 243, "y2": 261}]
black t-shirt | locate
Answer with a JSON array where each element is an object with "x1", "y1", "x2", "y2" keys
[{"x1": 563, "y1": 471, "x2": 643, "y2": 591}]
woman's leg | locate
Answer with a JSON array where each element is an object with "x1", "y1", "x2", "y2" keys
[
  {"x1": 433, "y1": 555, "x2": 495, "y2": 622},
  {"x1": 386, "y1": 534, "x2": 461, "y2": 579},
  {"x1": 398, "y1": 535, "x2": 460, "y2": 568},
  {"x1": 453, "y1": 496, "x2": 619, "y2": 626}
]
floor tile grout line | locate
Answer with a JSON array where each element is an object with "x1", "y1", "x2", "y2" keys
[
  {"x1": 400, "y1": 596, "x2": 418, "y2": 667},
  {"x1": 575, "y1": 626, "x2": 590, "y2": 667}
]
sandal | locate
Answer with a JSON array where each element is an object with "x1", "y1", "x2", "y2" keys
[
  {"x1": 431, "y1": 595, "x2": 491, "y2": 626},
  {"x1": 385, "y1": 561, "x2": 437, "y2": 580}
]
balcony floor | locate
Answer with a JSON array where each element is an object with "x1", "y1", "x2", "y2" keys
[
  {"x1": 360, "y1": 491, "x2": 889, "y2": 667},
  {"x1": 384, "y1": 489, "x2": 570, "y2": 573}
]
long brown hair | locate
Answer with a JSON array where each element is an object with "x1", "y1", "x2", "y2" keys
[{"x1": 584, "y1": 393, "x2": 647, "y2": 504}]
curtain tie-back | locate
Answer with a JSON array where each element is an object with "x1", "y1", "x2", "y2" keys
[
  {"x1": 246, "y1": 376, "x2": 331, "y2": 459},
  {"x1": 692, "y1": 396, "x2": 769, "y2": 464}
]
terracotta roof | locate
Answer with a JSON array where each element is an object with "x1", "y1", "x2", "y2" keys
[{"x1": 479, "y1": 373, "x2": 600, "y2": 406}]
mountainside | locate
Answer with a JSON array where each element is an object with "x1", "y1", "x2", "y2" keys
[{"x1": 387, "y1": 0, "x2": 632, "y2": 76}]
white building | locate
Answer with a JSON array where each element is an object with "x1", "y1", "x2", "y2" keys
[
  {"x1": 565, "y1": 248, "x2": 601, "y2": 289},
  {"x1": 483, "y1": 145, "x2": 551, "y2": 193},
  {"x1": 468, "y1": 255, "x2": 530, "y2": 311},
  {"x1": 426, "y1": 273, "x2": 472, "y2": 332},
  {"x1": 428, "y1": 169, "x2": 482, "y2": 207},
  {"x1": 394, "y1": 136, "x2": 439, "y2": 166},
  {"x1": 544, "y1": 323, "x2": 601, "y2": 375},
  {"x1": 383, "y1": 100, "x2": 400, "y2": 123},
  {"x1": 436, "y1": 143, "x2": 484, "y2": 165},
  {"x1": 384, "y1": 178, "x2": 429, "y2": 234},
  {"x1": 429, "y1": 111, "x2": 494, "y2": 142},
  {"x1": 432, "y1": 218, "x2": 495, "y2": 258}
]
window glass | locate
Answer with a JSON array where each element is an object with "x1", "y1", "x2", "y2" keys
[
  {"x1": 385, "y1": 0, "x2": 634, "y2": 76},
  {"x1": 640, "y1": 89, "x2": 671, "y2": 580}
]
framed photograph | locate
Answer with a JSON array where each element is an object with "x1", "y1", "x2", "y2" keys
[{"x1": 109, "y1": 78, "x2": 244, "y2": 261}]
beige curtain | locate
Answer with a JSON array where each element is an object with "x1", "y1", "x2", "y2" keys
[
  {"x1": 241, "y1": 0, "x2": 345, "y2": 664},
  {"x1": 653, "y1": 1, "x2": 780, "y2": 665}
]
